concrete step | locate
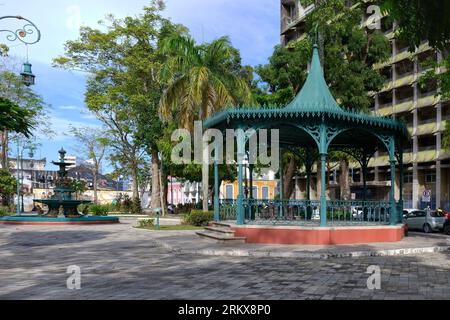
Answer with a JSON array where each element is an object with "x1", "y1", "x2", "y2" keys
[
  {"x1": 210, "y1": 221, "x2": 232, "y2": 228},
  {"x1": 196, "y1": 231, "x2": 246, "y2": 244},
  {"x1": 204, "y1": 226, "x2": 235, "y2": 234}
]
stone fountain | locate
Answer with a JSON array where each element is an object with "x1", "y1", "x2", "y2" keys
[
  {"x1": 0, "y1": 148, "x2": 119, "y2": 225},
  {"x1": 36, "y1": 148, "x2": 91, "y2": 217}
]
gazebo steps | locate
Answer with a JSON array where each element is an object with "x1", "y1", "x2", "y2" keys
[
  {"x1": 196, "y1": 223, "x2": 246, "y2": 243},
  {"x1": 210, "y1": 221, "x2": 233, "y2": 228},
  {"x1": 204, "y1": 226, "x2": 235, "y2": 234}
]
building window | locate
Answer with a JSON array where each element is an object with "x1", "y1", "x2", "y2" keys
[
  {"x1": 225, "y1": 185, "x2": 234, "y2": 199},
  {"x1": 425, "y1": 171, "x2": 436, "y2": 183},
  {"x1": 252, "y1": 186, "x2": 258, "y2": 199},
  {"x1": 261, "y1": 186, "x2": 269, "y2": 200},
  {"x1": 404, "y1": 172, "x2": 413, "y2": 184}
]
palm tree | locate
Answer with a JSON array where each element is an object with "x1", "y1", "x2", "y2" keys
[{"x1": 160, "y1": 35, "x2": 252, "y2": 211}]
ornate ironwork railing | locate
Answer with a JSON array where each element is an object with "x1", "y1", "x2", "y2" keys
[
  {"x1": 326, "y1": 200, "x2": 391, "y2": 225},
  {"x1": 243, "y1": 199, "x2": 320, "y2": 225},
  {"x1": 218, "y1": 199, "x2": 392, "y2": 225},
  {"x1": 219, "y1": 199, "x2": 237, "y2": 221}
]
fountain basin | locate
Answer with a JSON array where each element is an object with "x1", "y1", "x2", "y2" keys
[
  {"x1": 0, "y1": 215, "x2": 119, "y2": 225},
  {"x1": 34, "y1": 199, "x2": 92, "y2": 216}
]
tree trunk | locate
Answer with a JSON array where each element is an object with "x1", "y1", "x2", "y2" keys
[
  {"x1": 130, "y1": 160, "x2": 139, "y2": 200},
  {"x1": 1, "y1": 129, "x2": 9, "y2": 171},
  {"x1": 93, "y1": 167, "x2": 98, "y2": 203},
  {"x1": 339, "y1": 159, "x2": 350, "y2": 200},
  {"x1": 283, "y1": 157, "x2": 296, "y2": 199},
  {"x1": 150, "y1": 150, "x2": 161, "y2": 211}
]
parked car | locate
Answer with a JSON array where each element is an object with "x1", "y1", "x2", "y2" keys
[
  {"x1": 351, "y1": 206, "x2": 363, "y2": 219},
  {"x1": 437, "y1": 208, "x2": 450, "y2": 220},
  {"x1": 404, "y1": 209, "x2": 446, "y2": 233},
  {"x1": 444, "y1": 219, "x2": 450, "y2": 235},
  {"x1": 403, "y1": 208, "x2": 416, "y2": 219}
]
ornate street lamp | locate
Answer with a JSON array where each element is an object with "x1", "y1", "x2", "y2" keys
[
  {"x1": 0, "y1": 15, "x2": 41, "y2": 86},
  {"x1": 20, "y1": 62, "x2": 35, "y2": 86}
]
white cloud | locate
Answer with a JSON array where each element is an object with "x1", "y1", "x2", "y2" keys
[
  {"x1": 38, "y1": 114, "x2": 101, "y2": 142},
  {"x1": 59, "y1": 105, "x2": 81, "y2": 110},
  {"x1": 66, "y1": 5, "x2": 82, "y2": 31}
]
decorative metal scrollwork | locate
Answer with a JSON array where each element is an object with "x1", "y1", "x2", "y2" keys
[{"x1": 0, "y1": 16, "x2": 41, "y2": 45}]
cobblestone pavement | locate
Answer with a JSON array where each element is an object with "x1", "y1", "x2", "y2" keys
[{"x1": 0, "y1": 221, "x2": 449, "y2": 300}]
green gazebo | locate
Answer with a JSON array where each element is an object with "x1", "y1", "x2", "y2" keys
[{"x1": 204, "y1": 44, "x2": 408, "y2": 229}]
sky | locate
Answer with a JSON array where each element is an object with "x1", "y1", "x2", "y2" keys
[{"x1": 1, "y1": 0, "x2": 280, "y2": 171}]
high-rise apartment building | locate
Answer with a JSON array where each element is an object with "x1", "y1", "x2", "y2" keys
[{"x1": 280, "y1": 0, "x2": 449, "y2": 209}]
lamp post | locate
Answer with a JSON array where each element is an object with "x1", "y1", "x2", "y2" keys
[
  {"x1": 0, "y1": 15, "x2": 41, "y2": 85},
  {"x1": 16, "y1": 141, "x2": 35, "y2": 214},
  {"x1": 1, "y1": 15, "x2": 40, "y2": 214}
]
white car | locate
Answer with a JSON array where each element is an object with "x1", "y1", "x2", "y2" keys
[{"x1": 351, "y1": 206, "x2": 363, "y2": 219}]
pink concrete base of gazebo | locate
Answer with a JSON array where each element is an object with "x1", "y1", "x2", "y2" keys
[{"x1": 230, "y1": 224, "x2": 406, "y2": 245}]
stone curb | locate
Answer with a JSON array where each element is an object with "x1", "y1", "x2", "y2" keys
[
  {"x1": 134, "y1": 227, "x2": 450, "y2": 259},
  {"x1": 151, "y1": 238, "x2": 450, "y2": 260}
]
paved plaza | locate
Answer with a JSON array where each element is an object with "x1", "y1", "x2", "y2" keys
[{"x1": 0, "y1": 219, "x2": 449, "y2": 300}]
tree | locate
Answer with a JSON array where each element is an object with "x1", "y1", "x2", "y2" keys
[
  {"x1": 0, "y1": 70, "x2": 49, "y2": 172},
  {"x1": 381, "y1": 0, "x2": 450, "y2": 50},
  {"x1": 255, "y1": 0, "x2": 391, "y2": 199},
  {"x1": 0, "y1": 169, "x2": 16, "y2": 206},
  {"x1": 443, "y1": 122, "x2": 450, "y2": 151},
  {"x1": 0, "y1": 97, "x2": 33, "y2": 136},
  {"x1": 69, "y1": 126, "x2": 108, "y2": 203},
  {"x1": 69, "y1": 179, "x2": 87, "y2": 200},
  {"x1": 160, "y1": 34, "x2": 252, "y2": 211},
  {"x1": 54, "y1": 2, "x2": 179, "y2": 203}
]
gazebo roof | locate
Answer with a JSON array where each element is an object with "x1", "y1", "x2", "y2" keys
[
  {"x1": 285, "y1": 44, "x2": 343, "y2": 113},
  {"x1": 203, "y1": 43, "x2": 408, "y2": 142}
]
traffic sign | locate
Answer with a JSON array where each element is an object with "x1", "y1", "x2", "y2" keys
[{"x1": 422, "y1": 189, "x2": 431, "y2": 202}]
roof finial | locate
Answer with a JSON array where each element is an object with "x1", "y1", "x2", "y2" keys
[{"x1": 314, "y1": 22, "x2": 319, "y2": 48}]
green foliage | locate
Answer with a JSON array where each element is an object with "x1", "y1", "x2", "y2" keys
[
  {"x1": 138, "y1": 218, "x2": 154, "y2": 228},
  {"x1": 88, "y1": 204, "x2": 110, "y2": 216},
  {"x1": 159, "y1": 34, "x2": 253, "y2": 130},
  {"x1": 114, "y1": 193, "x2": 133, "y2": 213},
  {"x1": 0, "y1": 205, "x2": 12, "y2": 216},
  {"x1": 176, "y1": 203, "x2": 195, "y2": 215},
  {"x1": 255, "y1": 42, "x2": 311, "y2": 105},
  {"x1": 0, "y1": 169, "x2": 16, "y2": 202},
  {"x1": 0, "y1": 97, "x2": 33, "y2": 136},
  {"x1": 257, "y1": 0, "x2": 390, "y2": 112},
  {"x1": 183, "y1": 210, "x2": 213, "y2": 226},
  {"x1": 0, "y1": 71, "x2": 51, "y2": 136},
  {"x1": 69, "y1": 179, "x2": 87, "y2": 198},
  {"x1": 77, "y1": 203, "x2": 90, "y2": 215},
  {"x1": 443, "y1": 121, "x2": 450, "y2": 152},
  {"x1": 381, "y1": 0, "x2": 450, "y2": 51},
  {"x1": 53, "y1": 2, "x2": 179, "y2": 199},
  {"x1": 131, "y1": 197, "x2": 142, "y2": 214}
]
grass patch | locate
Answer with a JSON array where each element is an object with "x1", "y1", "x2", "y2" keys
[{"x1": 137, "y1": 225, "x2": 203, "y2": 231}]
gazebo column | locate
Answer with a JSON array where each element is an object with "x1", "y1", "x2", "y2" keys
[
  {"x1": 319, "y1": 125, "x2": 328, "y2": 227},
  {"x1": 389, "y1": 137, "x2": 397, "y2": 225},
  {"x1": 214, "y1": 160, "x2": 220, "y2": 222},
  {"x1": 249, "y1": 163, "x2": 254, "y2": 220},
  {"x1": 319, "y1": 153, "x2": 327, "y2": 226},
  {"x1": 362, "y1": 162, "x2": 368, "y2": 202},
  {"x1": 398, "y1": 145, "x2": 404, "y2": 223},
  {"x1": 236, "y1": 130, "x2": 245, "y2": 225},
  {"x1": 279, "y1": 149, "x2": 284, "y2": 217}
]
